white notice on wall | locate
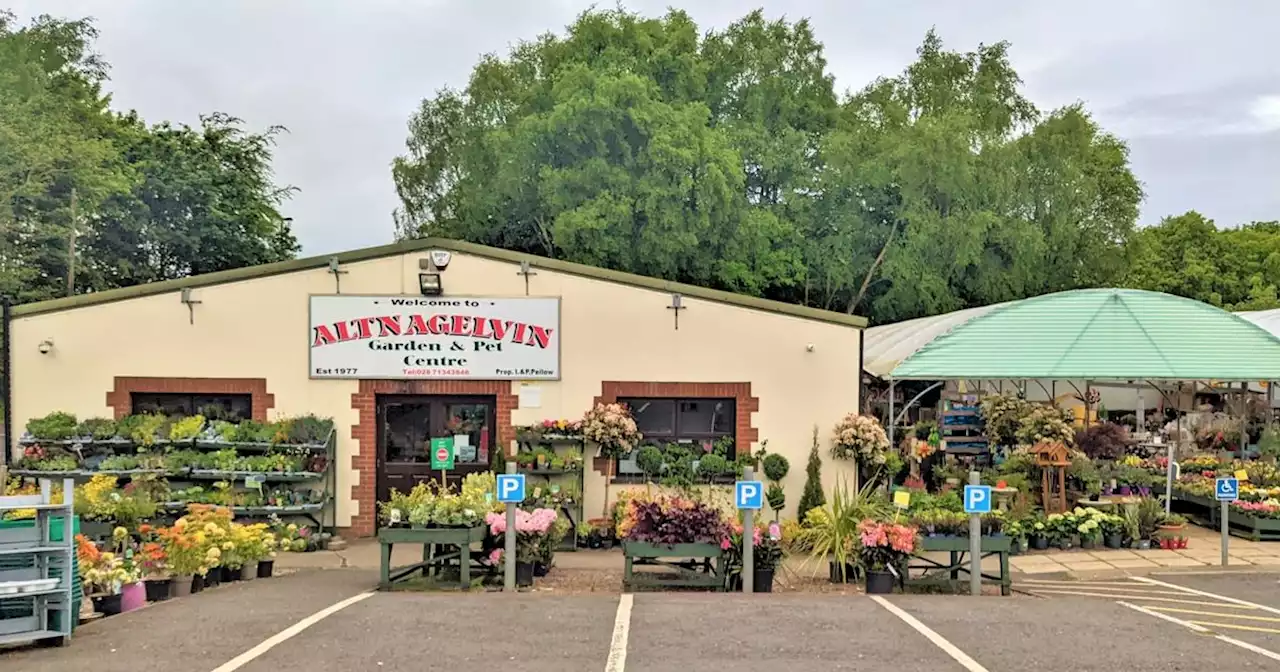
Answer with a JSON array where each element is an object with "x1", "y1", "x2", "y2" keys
[{"x1": 519, "y1": 384, "x2": 542, "y2": 409}]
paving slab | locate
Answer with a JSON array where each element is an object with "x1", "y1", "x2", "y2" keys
[
  {"x1": 1154, "y1": 557, "x2": 1209, "y2": 567},
  {"x1": 1107, "y1": 559, "x2": 1161, "y2": 569},
  {"x1": 1060, "y1": 561, "x2": 1114, "y2": 572}
]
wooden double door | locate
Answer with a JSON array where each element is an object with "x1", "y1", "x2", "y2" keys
[{"x1": 376, "y1": 395, "x2": 496, "y2": 505}]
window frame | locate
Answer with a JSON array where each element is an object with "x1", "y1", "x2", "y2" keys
[
  {"x1": 614, "y1": 397, "x2": 737, "y2": 482},
  {"x1": 130, "y1": 392, "x2": 254, "y2": 422}
]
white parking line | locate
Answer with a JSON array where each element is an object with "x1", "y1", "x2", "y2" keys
[
  {"x1": 604, "y1": 594, "x2": 633, "y2": 672},
  {"x1": 1131, "y1": 576, "x2": 1280, "y2": 616},
  {"x1": 1117, "y1": 601, "x2": 1280, "y2": 663},
  {"x1": 870, "y1": 596, "x2": 989, "y2": 672},
  {"x1": 209, "y1": 591, "x2": 374, "y2": 672}
]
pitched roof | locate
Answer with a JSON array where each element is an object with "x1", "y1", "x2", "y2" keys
[
  {"x1": 11, "y1": 237, "x2": 867, "y2": 328},
  {"x1": 889, "y1": 288, "x2": 1280, "y2": 380}
]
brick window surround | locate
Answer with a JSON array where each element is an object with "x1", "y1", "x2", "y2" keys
[
  {"x1": 592, "y1": 382, "x2": 759, "y2": 475},
  {"x1": 106, "y1": 377, "x2": 274, "y2": 421},
  {"x1": 349, "y1": 380, "x2": 517, "y2": 537}
]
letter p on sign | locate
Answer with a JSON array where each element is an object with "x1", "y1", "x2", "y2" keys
[
  {"x1": 496, "y1": 474, "x2": 525, "y2": 503},
  {"x1": 735, "y1": 481, "x2": 763, "y2": 510},
  {"x1": 963, "y1": 485, "x2": 992, "y2": 514}
]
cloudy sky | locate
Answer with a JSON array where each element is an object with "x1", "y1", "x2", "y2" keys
[{"x1": 12, "y1": 1, "x2": 1280, "y2": 254}]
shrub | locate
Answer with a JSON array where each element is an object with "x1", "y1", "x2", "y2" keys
[
  {"x1": 1076, "y1": 422, "x2": 1129, "y2": 460},
  {"x1": 762, "y1": 453, "x2": 790, "y2": 482},
  {"x1": 797, "y1": 427, "x2": 825, "y2": 520},
  {"x1": 27, "y1": 412, "x2": 78, "y2": 440}
]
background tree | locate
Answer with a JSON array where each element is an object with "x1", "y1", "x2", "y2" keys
[{"x1": 393, "y1": 10, "x2": 1144, "y2": 325}]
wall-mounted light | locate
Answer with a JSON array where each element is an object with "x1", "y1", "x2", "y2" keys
[
  {"x1": 180, "y1": 288, "x2": 202, "y2": 325},
  {"x1": 667, "y1": 293, "x2": 685, "y2": 330},
  {"x1": 37, "y1": 339, "x2": 54, "y2": 355},
  {"x1": 328, "y1": 256, "x2": 348, "y2": 294},
  {"x1": 419, "y1": 272, "x2": 443, "y2": 296}
]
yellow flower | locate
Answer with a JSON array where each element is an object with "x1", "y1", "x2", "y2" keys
[
  {"x1": 286, "y1": 524, "x2": 297, "y2": 532},
  {"x1": 193, "y1": 531, "x2": 207, "y2": 544},
  {"x1": 112, "y1": 526, "x2": 128, "y2": 541},
  {"x1": 206, "y1": 547, "x2": 222, "y2": 559},
  {"x1": 221, "y1": 541, "x2": 234, "y2": 551}
]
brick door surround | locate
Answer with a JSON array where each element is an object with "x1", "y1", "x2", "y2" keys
[{"x1": 348, "y1": 380, "x2": 517, "y2": 537}]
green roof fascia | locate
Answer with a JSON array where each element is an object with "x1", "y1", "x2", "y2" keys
[
  {"x1": 888, "y1": 288, "x2": 1280, "y2": 381},
  {"x1": 11, "y1": 237, "x2": 867, "y2": 329}
]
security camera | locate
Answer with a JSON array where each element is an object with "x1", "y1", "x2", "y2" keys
[{"x1": 38, "y1": 339, "x2": 53, "y2": 354}]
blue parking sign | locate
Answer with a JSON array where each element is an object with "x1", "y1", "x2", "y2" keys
[
  {"x1": 496, "y1": 474, "x2": 525, "y2": 503},
  {"x1": 963, "y1": 485, "x2": 992, "y2": 514},
  {"x1": 735, "y1": 481, "x2": 763, "y2": 510}
]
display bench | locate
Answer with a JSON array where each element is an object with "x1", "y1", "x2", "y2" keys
[
  {"x1": 377, "y1": 525, "x2": 488, "y2": 590},
  {"x1": 622, "y1": 541, "x2": 725, "y2": 592},
  {"x1": 908, "y1": 536, "x2": 1011, "y2": 596},
  {"x1": 0, "y1": 478, "x2": 76, "y2": 647},
  {"x1": 14, "y1": 429, "x2": 336, "y2": 538}
]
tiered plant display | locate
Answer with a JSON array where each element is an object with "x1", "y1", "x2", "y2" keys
[
  {"x1": 514, "y1": 419, "x2": 586, "y2": 549},
  {"x1": 14, "y1": 412, "x2": 337, "y2": 538},
  {"x1": 0, "y1": 478, "x2": 75, "y2": 647},
  {"x1": 942, "y1": 393, "x2": 988, "y2": 455}
]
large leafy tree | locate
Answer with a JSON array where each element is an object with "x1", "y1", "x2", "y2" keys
[
  {"x1": 393, "y1": 10, "x2": 1144, "y2": 325},
  {"x1": 0, "y1": 10, "x2": 298, "y2": 303}
]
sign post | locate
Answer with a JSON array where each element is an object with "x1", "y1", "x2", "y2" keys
[
  {"x1": 963, "y1": 474, "x2": 991, "y2": 597},
  {"x1": 430, "y1": 436, "x2": 455, "y2": 485},
  {"x1": 735, "y1": 468, "x2": 763, "y2": 594},
  {"x1": 1216, "y1": 477, "x2": 1238, "y2": 567},
  {"x1": 496, "y1": 466, "x2": 525, "y2": 592}
]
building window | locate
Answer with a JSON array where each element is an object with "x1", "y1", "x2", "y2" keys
[
  {"x1": 131, "y1": 393, "x2": 253, "y2": 422},
  {"x1": 615, "y1": 398, "x2": 736, "y2": 477}
]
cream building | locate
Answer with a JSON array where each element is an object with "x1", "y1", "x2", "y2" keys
[{"x1": 7, "y1": 239, "x2": 864, "y2": 536}]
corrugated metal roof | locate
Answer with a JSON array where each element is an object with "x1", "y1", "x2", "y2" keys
[
  {"x1": 862, "y1": 303, "x2": 1004, "y2": 377},
  {"x1": 888, "y1": 288, "x2": 1280, "y2": 380},
  {"x1": 1236, "y1": 308, "x2": 1280, "y2": 338}
]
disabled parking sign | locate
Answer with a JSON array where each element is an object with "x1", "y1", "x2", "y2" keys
[
  {"x1": 1216, "y1": 477, "x2": 1239, "y2": 502},
  {"x1": 963, "y1": 485, "x2": 992, "y2": 514}
]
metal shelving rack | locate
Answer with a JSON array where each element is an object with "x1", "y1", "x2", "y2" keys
[
  {"x1": 0, "y1": 478, "x2": 75, "y2": 647},
  {"x1": 516, "y1": 433, "x2": 585, "y2": 550}
]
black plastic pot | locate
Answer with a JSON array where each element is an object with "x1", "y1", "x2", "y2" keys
[
  {"x1": 753, "y1": 567, "x2": 774, "y2": 593},
  {"x1": 144, "y1": 578, "x2": 172, "y2": 602},
  {"x1": 222, "y1": 566, "x2": 240, "y2": 583},
  {"x1": 1104, "y1": 534, "x2": 1123, "y2": 549},
  {"x1": 828, "y1": 561, "x2": 857, "y2": 584},
  {"x1": 257, "y1": 560, "x2": 275, "y2": 579},
  {"x1": 533, "y1": 562, "x2": 549, "y2": 577},
  {"x1": 204, "y1": 570, "x2": 221, "y2": 589},
  {"x1": 516, "y1": 562, "x2": 535, "y2": 587},
  {"x1": 191, "y1": 574, "x2": 205, "y2": 593},
  {"x1": 93, "y1": 593, "x2": 123, "y2": 616},
  {"x1": 864, "y1": 570, "x2": 895, "y2": 595},
  {"x1": 1031, "y1": 536, "x2": 1049, "y2": 550}
]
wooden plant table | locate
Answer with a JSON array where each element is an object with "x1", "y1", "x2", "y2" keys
[
  {"x1": 622, "y1": 541, "x2": 725, "y2": 591},
  {"x1": 377, "y1": 525, "x2": 488, "y2": 590},
  {"x1": 908, "y1": 536, "x2": 1012, "y2": 596}
]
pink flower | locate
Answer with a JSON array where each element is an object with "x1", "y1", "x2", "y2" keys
[
  {"x1": 720, "y1": 538, "x2": 731, "y2": 550},
  {"x1": 768, "y1": 522, "x2": 781, "y2": 541}
]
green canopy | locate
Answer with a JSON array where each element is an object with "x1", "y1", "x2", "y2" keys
[{"x1": 889, "y1": 288, "x2": 1280, "y2": 381}]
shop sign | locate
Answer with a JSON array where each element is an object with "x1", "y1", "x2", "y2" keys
[{"x1": 309, "y1": 295, "x2": 560, "y2": 380}]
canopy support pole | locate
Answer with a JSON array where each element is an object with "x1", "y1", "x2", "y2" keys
[
  {"x1": 1168, "y1": 382, "x2": 1183, "y2": 515},
  {"x1": 896, "y1": 381, "x2": 943, "y2": 425},
  {"x1": 888, "y1": 378, "x2": 896, "y2": 448},
  {"x1": 1241, "y1": 381, "x2": 1249, "y2": 457}
]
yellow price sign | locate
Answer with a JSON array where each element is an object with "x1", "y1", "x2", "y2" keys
[
  {"x1": 1235, "y1": 469, "x2": 1250, "y2": 481},
  {"x1": 893, "y1": 490, "x2": 911, "y2": 509}
]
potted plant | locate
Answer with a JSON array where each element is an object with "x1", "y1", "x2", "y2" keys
[
  {"x1": 857, "y1": 520, "x2": 918, "y2": 595},
  {"x1": 1027, "y1": 514, "x2": 1050, "y2": 550},
  {"x1": 78, "y1": 533, "x2": 142, "y2": 616},
  {"x1": 1158, "y1": 513, "x2": 1187, "y2": 534},
  {"x1": 723, "y1": 521, "x2": 785, "y2": 592},
  {"x1": 581, "y1": 403, "x2": 643, "y2": 517},
  {"x1": 1100, "y1": 514, "x2": 1125, "y2": 549},
  {"x1": 830, "y1": 412, "x2": 891, "y2": 480},
  {"x1": 484, "y1": 507, "x2": 559, "y2": 587},
  {"x1": 1077, "y1": 517, "x2": 1101, "y2": 549},
  {"x1": 800, "y1": 481, "x2": 881, "y2": 583},
  {"x1": 575, "y1": 521, "x2": 593, "y2": 548}
]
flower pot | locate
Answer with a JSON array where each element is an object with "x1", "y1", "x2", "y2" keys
[
  {"x1": 257, "y1": 560, "x2": 275, "y2": 578},
  {"x1": 515, "y1": 562, "x2": 535, "y2": 587},
  {"x1": 1104, "y1": 534, "x2": 1123, "y2": 549},
  {"x1": 828, "y1": 561, "x2": 857, "y2": 584},
  {"x1": 1057, "y1": 539, "x2": 1073, "y2": 550},
  {"x1": 864, "y1": 570, "x2": 895, "y2": 595},
  {"x1": 1158, "y1": 524, "x2": 1186, "y2": 534},
  {"x1": 222, "y1": 566, "x2": 240, "y2": 583},
  {"x1": 1136, "y1": 539, "x2": 1152, "y2": 550},
  {"x1": 170, "y1": 575, "x2": 193, "y2": 598},
  {"x1": 92, "y1": 593, "x2": 123, "y2": 616},
  {"x1": 1031, "y1": 536, "x2": 1049, "y2": 550},
  {"x1": 205, "y1": 570, "x2": 220, "y2": 589},
  {"x1": 533, "y1": 562, "x2": 549, "y2": 577},
  {"x1": 240, "y1": 561, "x2": 258, "y2": 581},
  {"x1": 1018, "y1": 538, "x2": 1029, "y2": 553},
  {"x1": 191, "y1": 574, "x2": 205, "y2": 594},
  {"x1": 120, "y1": 582, "x2": 146, "y2": 613},
  {"x1": 753, "y1": 566, "x2": 774, "y2": 593},
  {"x1": 1081, "y1": 537, "x2": 1097, "y2": 550},
  {"x1": 145, "y1": 578, "x2": 172, "y2": 602},
  {"x1": 1118, "y1": 486, "x2": 1132, "y2": 496}
]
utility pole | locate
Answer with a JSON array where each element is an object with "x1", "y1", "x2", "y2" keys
[{"x1": 65, "y1": 187, "x2": 77, "y2": 297}]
